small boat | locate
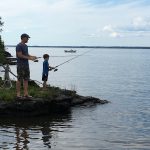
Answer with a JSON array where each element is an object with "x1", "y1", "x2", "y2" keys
[{"x1": 64, "y1": 49, "x2": 76, "y2": 53}]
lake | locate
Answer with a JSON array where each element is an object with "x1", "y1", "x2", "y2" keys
[{"x1": 0, "y1": 47, "x2": 150, "y2": 150}]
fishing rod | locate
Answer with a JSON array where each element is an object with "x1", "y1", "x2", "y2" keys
[
  {"x1": 34, "y1": 57, "x2": 41, "y2": 62},
  {"x1": 33, "y1": 54, "x2": 82, "y2": 62},
  {"x1": 34, "y1": 49, "x2": 92, "y2": 71},
  {"x1": 50, "y1": 49, "x2": 92, "y2": 72}
]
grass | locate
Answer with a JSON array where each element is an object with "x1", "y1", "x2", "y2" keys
[{"x1": 0, "y1": 79, "x2": 77, "y2": 102}]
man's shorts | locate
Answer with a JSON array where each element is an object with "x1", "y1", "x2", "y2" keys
[
  {"x1": 42, "y1": 74, "x2": 48, "y2": 81},
  {"x1": 17, "y1": 65, "x2": 30, "y2": 81}
]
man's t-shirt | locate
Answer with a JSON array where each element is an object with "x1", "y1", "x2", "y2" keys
[
  {"x1": 16, "y1": 43, "x2": 29, "y2": 67},
  {"x1": 43, "y1": 60, "x2": 49, "y2": 76}
]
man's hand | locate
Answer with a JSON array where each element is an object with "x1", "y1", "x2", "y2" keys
[{"x1": 29, "y1": 56, "x2": 37, "y2": 61}]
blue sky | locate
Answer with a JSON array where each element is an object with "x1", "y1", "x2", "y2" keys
[{"x1": 1, "y1": 0, "x2": 150, "y2": 46}]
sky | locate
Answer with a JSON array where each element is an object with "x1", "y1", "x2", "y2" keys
[{"x1": 1, "y1": 0, "x2": 150, "y2": 46}]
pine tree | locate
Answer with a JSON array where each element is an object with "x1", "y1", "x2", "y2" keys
[{"x1": 0, "y1": 17, "x2": 5, "y2": 64}]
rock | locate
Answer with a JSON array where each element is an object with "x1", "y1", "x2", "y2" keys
[
  {"x1": 0, "y1": 98, "x2": 71, "y2": 117},
  {"x1": 71, "y1": 95, "x2": 109, "y2": 106},
  {"x1": 0, "y1": 95, "x2": 109, "y2": 117}
]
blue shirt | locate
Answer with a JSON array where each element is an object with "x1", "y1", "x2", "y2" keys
[
  {"x1": 43, "y1": 60, "x2": 49, "y2": 75},
  {"x1": 16, "y1": 43, "x2": 29, "y2": 66}
]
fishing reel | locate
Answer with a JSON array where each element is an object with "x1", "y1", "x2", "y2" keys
[
  {"x1": 34, "y1": 59, "x2": 38, "y2": 62},
  {"x1": 49, "y1": 68, "x2": 58, "y2": 72},
  {"x1": 34, "y1": 57, "x2": 41, "y2": 62},
  {"x1": 54, "y1": 68, "x2": 58, "y2": 72}
]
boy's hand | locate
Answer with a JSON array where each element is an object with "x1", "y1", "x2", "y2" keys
[
  {"x1": 49, "y1": 66, "x2": 55, "y2": 71},
  {"x1": 49, "y1": 67, "x2": 53, "y2": 71}
]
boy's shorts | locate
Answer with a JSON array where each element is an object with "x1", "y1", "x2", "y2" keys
[
  {"x1": 42, "y1": 74, "x2": 48, "y2": 81},
  {"x1": 17, "y1": 65, "x2": 30, "y2": 81}
]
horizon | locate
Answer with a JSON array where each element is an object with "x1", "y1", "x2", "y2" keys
[
  {"x1": 1, "y1": 0, "x2": 150, "y2": 47},
  {"x1": 6, "y1": 45, "x2": 150, "y2": 49}
]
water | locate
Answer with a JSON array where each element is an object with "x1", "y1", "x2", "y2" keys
[{"x1": 0, "y1": 47, "x2": 150, "y2": 150}]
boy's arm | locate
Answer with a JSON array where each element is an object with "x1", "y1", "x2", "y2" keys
[
  {"x1": 49, "y1": 66, "x2": 55, "y2": 71},
  {"x1": 49, "y1": 66, "x2": 55, "y2": 68}
]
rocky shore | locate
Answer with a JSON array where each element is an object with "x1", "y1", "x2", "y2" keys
[{"x1": 0, "y1": 88, "x2": 109, "y2": 117}]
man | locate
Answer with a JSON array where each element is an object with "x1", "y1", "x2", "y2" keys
[{"x1": 16, "y1": 33, "x2": 37, "y2": 99}]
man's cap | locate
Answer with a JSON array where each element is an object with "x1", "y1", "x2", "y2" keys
[{"x1": 21, "y1": 33, "x2": 30, "y2": 39}]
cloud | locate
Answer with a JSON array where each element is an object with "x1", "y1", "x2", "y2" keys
[
  {"x1": 132, "y1": 16, "x2": 150, "y2": 31},
  {"x1": 120, "y1": 16, "x2": 150, "y2": 32},
  {"x1": 1, "y1": 0, "x2": 150, "y2": 46},
  {"x1": 103, "y1": 25, "x2": 114, "y2": 32},
  {"x1": 133, "y1": 17, "x2": 144, "y2": 27},
  {"x1": 102, "y1": 16, "x2": 150, "y2": 38},
  {"x1": 121, "y1": 17, "x2": 150, "y2": 38},
  {"x1": 102, "y1": 25, "x2": 121, "y2": 38},
  {"x1": 110, "y1": 32, "x2": 120, "y2": 38}
]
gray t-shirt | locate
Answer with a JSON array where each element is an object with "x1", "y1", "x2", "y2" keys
[{"x1": 16, "y1": 43, "x2": 29, "y2": 67}]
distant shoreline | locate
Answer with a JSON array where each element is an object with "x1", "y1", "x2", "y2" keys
[{"x1": 6, "y1": 45, "x2": 150, "y2": 49}]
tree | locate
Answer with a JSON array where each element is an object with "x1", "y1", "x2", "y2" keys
[
  {"x1": 0, "y1": 17, "x2": 5, "y2": 64},
  {"x1": 0, "y1": 17, "x2": 4, "y2": 32}
]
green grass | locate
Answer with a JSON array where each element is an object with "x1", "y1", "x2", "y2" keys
[
  {"x1": 0, "y1": 80, "x2": 77, "y2": 102},
  {"x1": 0, "y1": 87, "x2": 16, "y2": 101}
]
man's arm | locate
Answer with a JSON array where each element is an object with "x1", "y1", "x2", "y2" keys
[{"x1": 17, "y1": 51, "x2": 36, "y2": 61}]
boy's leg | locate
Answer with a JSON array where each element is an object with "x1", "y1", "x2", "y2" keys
[
  {"x1": 43, "y1": 81, "x2": 47, "y2": 88},
  {"x1": 42, "y1": 74, "x2": 48, "y2": 89}
]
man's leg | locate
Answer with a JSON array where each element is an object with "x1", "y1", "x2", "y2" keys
[
  {"x1": 23, "y1": 80, "x2": 28, "y2": 96},
  {"x1": 23, "y1": 66, "x2": 30, "y2": 97},
  {"x1": 16, "y1": 80, "x2": 21, "y2": 97}
]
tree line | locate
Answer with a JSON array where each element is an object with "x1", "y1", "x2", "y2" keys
[{"x1": 0, "y1": 17, "x2": 5, "y2": 64}]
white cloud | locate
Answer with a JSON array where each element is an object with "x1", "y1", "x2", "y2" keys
[
  {"x1": 102, "y1": 16, "x2": 150, "y2": 39},
  {"x1": 132, "y1": 16, "x2": 150, "y2": 31},
  {"x1": 132, "y1": 17, "x2": 144, "y2": 27},
  {"x1": 1, "y1": 0, "x2": 150, "y2": 46},
  {"x1": 102, "y1": 25, "x2": 121, "y2": 38},
  {"x1": 103, "y1": 25, "x2": 114, "y2": 32},
  {"x1": 110, "y1": 32, "x2": 120, "y2": 38}
]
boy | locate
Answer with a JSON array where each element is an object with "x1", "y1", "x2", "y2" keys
[{"x1": 42, "y1": 54, "x2": 54, "y2": 89}]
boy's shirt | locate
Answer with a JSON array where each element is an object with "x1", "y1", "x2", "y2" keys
[{"x1": 43, "y1": 60, "x2": 49, "y2": 75}]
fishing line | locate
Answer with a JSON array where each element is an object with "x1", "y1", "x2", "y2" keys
[
  {"x1": 34, "y1": 49, "x2": 93, "y2": 71},
  {"x1": 50, "y1": 55, "x2": 80, "y2": 57},
  {"x1": 51, "y1": 49, "x2": 93, "y2": 71}
]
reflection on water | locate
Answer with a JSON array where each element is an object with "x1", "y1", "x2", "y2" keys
[{"x1": 0, "y1": 113, "x2": 72, "y2": 150}]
